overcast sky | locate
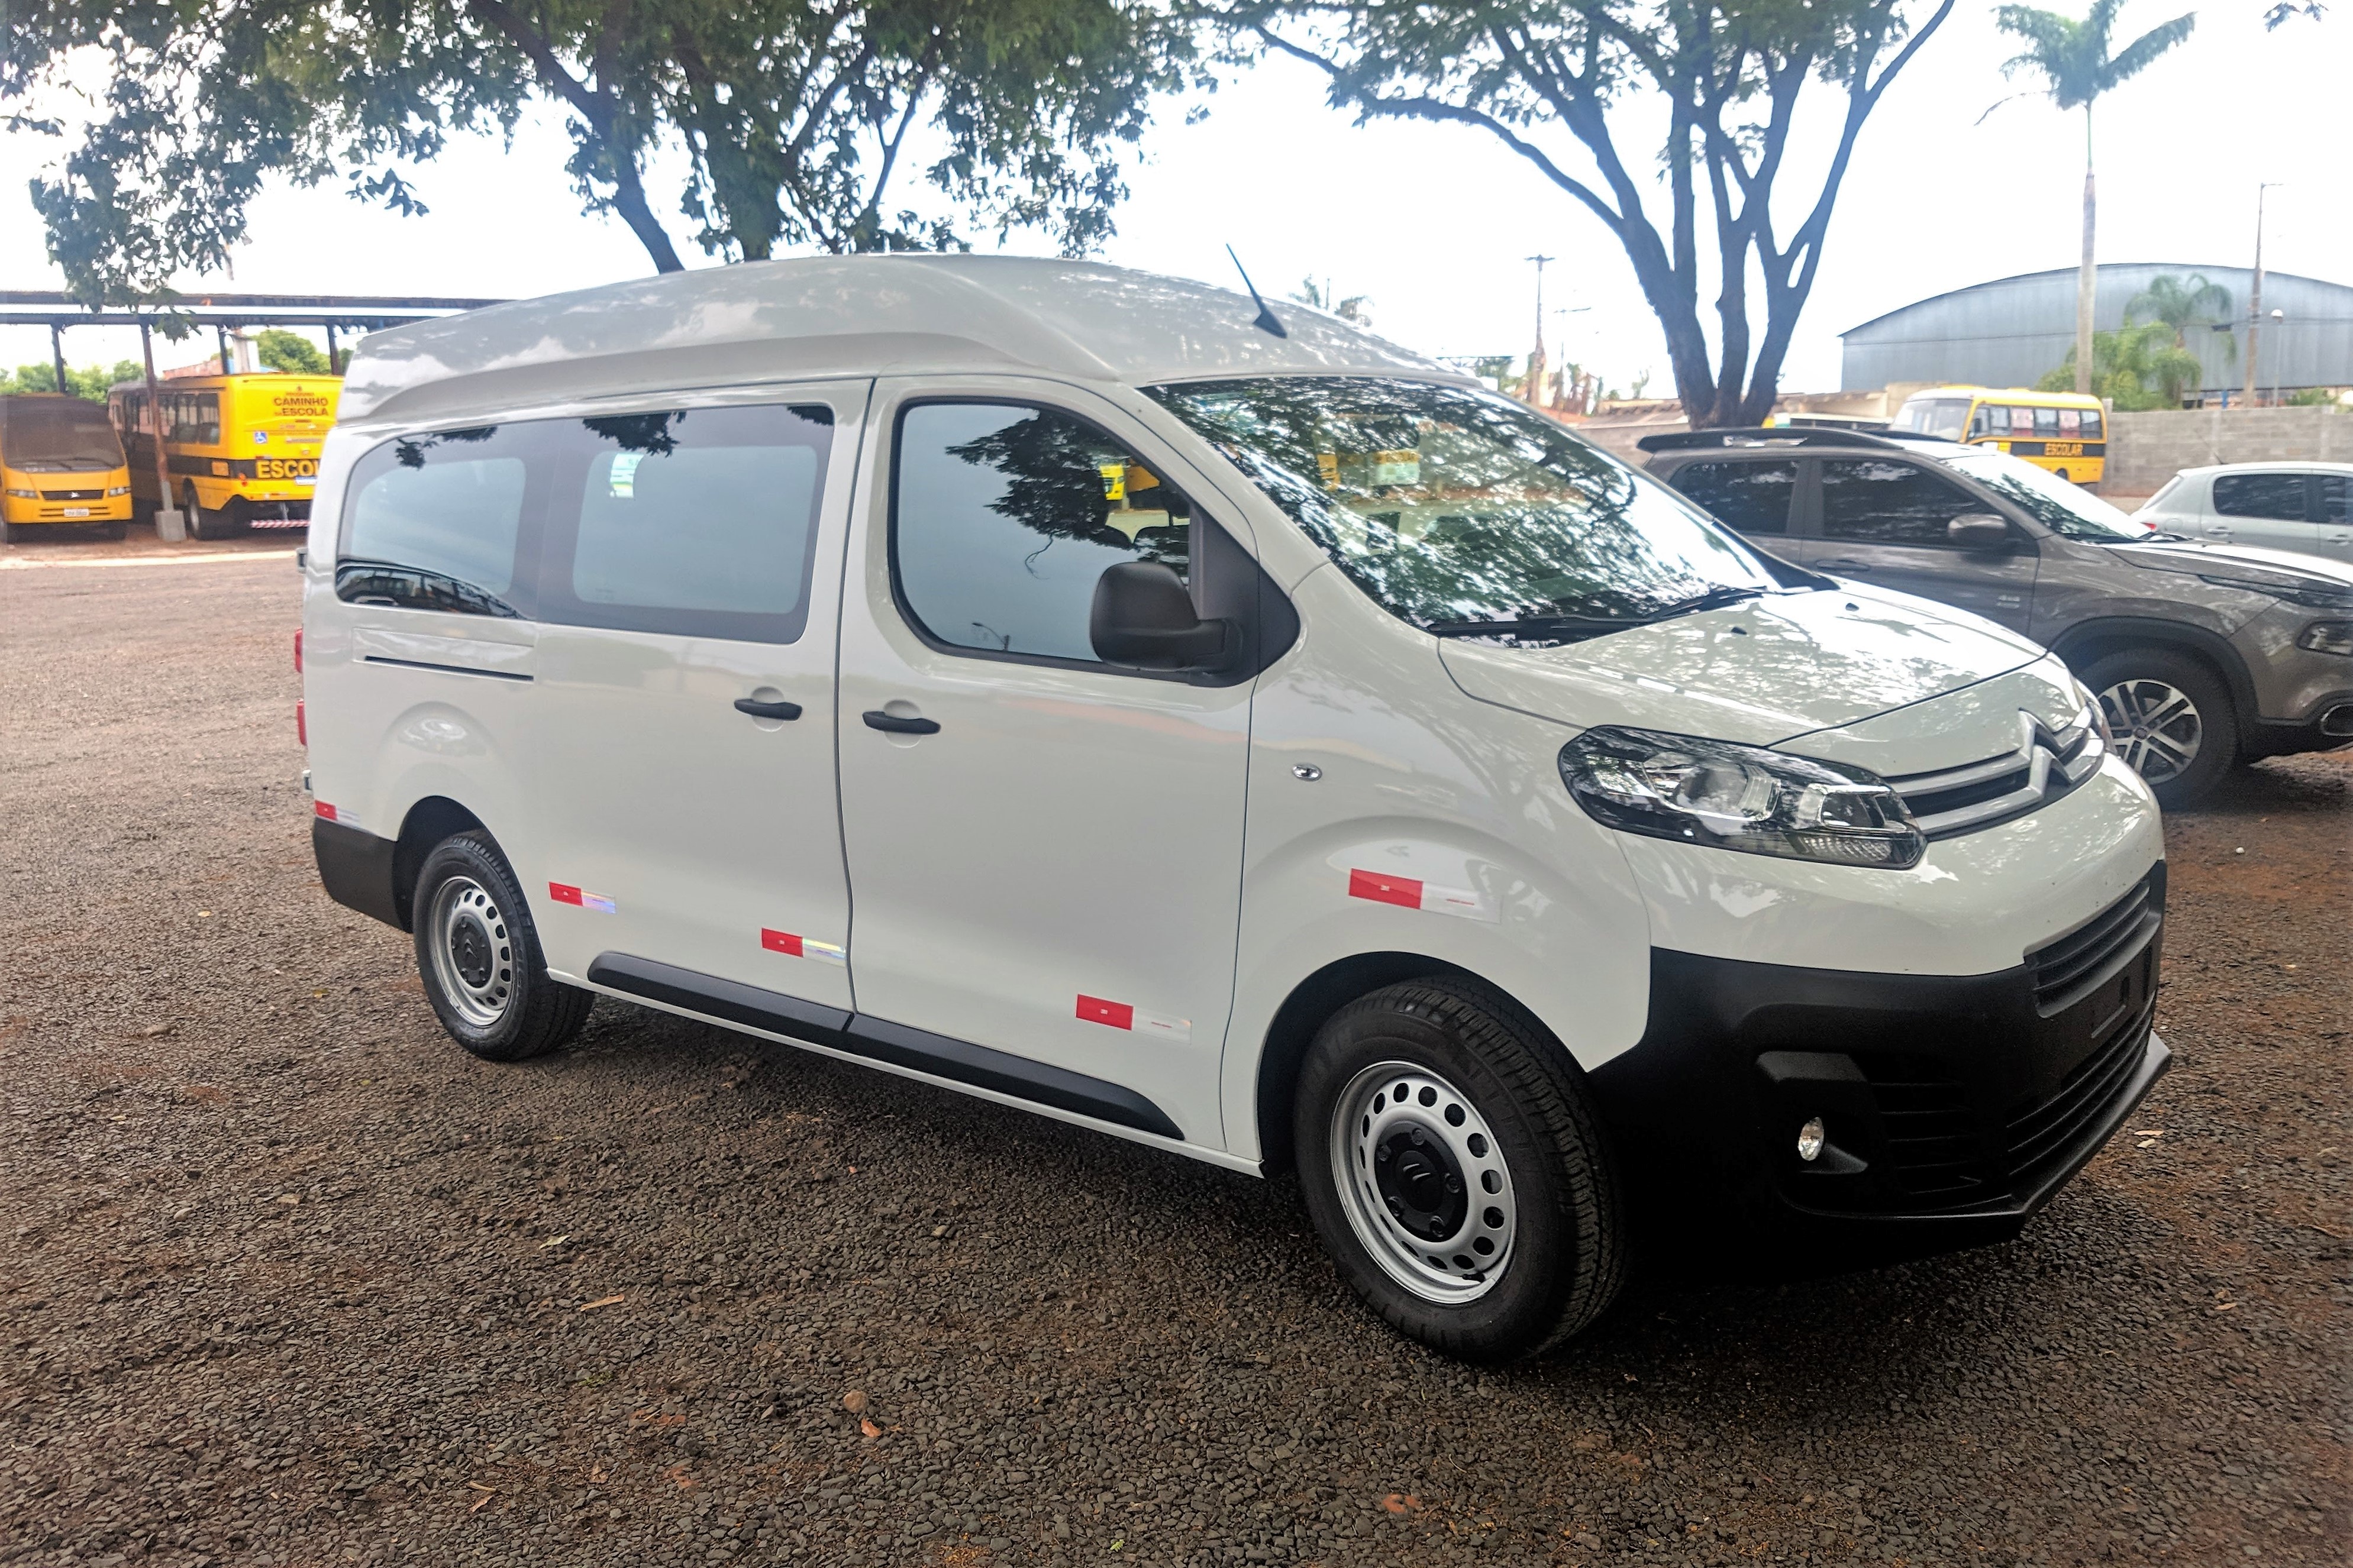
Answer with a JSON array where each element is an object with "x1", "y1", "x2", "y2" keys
[{"x1": 2, "y1": 0, "x2": 2342, "y2": 393}]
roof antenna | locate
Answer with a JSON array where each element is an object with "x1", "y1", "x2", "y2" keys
[{"x1": 1225, "y1": 245, "x2": 1288, "y2": 339}]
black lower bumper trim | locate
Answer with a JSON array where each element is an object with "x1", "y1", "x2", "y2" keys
[
  {"x1": 1587, "y1": 910, "x2": 2167, "y2": 1272},
  {"x1": 585, "y1": 952, "x2": 1184, "y2": 1143},
  {"x1": 312, "y1": 816, "x2": 403, "y2": 930}
]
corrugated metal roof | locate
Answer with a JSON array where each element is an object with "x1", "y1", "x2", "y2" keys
[{"x1": 1839, "y1": 263, "x2": 2352, "y2": 396}]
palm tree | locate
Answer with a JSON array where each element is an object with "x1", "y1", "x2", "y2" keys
[
  {"x1": 2129, "y1": 271, "x2": 2235, "y2": 366},
  {"x1": 1990, "y1": 2, "x2": 2197, "y2": 395}
]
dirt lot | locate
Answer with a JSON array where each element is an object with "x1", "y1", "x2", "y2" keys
[{"x1": 2, "y1": 555, "x2": 2345, "y2": 1568}]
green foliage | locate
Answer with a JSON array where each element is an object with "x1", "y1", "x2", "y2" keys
[
  {"x1": 254, "y1": 329, "x2": 331, "y2": 376},
  {"x1": 1992, "y1": 0, "x2": 2196, "y2": 114},
  {"x1": 2283, "y1": 387, "x2": 2345, "y2": 408},
  {"x1": 4, "y1": 0, "x2": 1199, "y2": 299},
  {"x1": 0, "y1": 360, "x2": 144, "y2": 399},
  {"x1": 1221, "y1": 0, "x2": 1958, "y2": 428},
  {"x1": 2036, "y1": 317, "x2": 2200, "y2": 408},
  {"x1": 2129, "y1": 271, "x2": 2233, "y2": 360},
  {"x1": 1290, "y1": 277, "x2": 1373, "y2": 328}
]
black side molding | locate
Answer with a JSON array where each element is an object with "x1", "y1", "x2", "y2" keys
[
  {"x1": 313, "y1": 816, "x2": 405, "y2": 930},
  {"x1": 588, "y1": 953, "x2": 852, "y2": 1041},
  {"x1": 584, "y1": 952, "x2": 1183, "y2": 1143},
  {"x1": 361, "y1": 654, "x2": 532, "y2": 682}
]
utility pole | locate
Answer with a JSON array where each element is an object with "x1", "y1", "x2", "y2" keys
[
  {"x1": 49, "y1": 326, "x2": 69, "y2": 397},
  {"x1": 2244, "y1": 182, "x2": 2280, "y2": 409},
  {"x1": 1524, "y1": 256, "x2": 1553, "y2": 406}
]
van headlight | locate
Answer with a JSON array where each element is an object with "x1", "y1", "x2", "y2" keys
[
  {"x1": 1560, "y1": 726, "x2": 1925, "y2": 869},
  {"x1": 106, "y1": 485, "x2": 131, "y2": 497},
  {"x1": 2, "y1": 487, "x2": 34, "y2": 499}
]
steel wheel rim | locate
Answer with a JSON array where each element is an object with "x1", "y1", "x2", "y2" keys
[
  {"x1": 1331, "y1": 1061, "x2": 1518, "y2": 1304},
  {"x1": 2099, "y1": 677, "x2": 2202, "y2": 784},
  {"x1": 427, "y1": 875, "x2": 514, "y2": 1030}
]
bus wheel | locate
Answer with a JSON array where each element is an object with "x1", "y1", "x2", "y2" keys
[
  {"x1": 182, "y1": 484, "x2": 216, "y2": 541},
  {"x1": 1, "y1": 521, "x2": 21, "y2": 545},
  {"x1": 2052, "y1": 468, "x2": 2070, "y2": 484},
  {"x1": 99, "y1": 519, "x2": 127, "y2": 541}
]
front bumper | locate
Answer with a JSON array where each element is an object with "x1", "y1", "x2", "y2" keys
[{"x1": 1588, "y1": 867, "x2": 2168, "y2": 1272}]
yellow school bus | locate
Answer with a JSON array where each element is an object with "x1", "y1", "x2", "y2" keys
[
  {"x1": 0, "y1": 393, "x2": 133, "y2": 544},
  {"x1": 111, "y1": 373, "x2": 340, "y2": 539},
  {"x1": 1889, "y1": 386, "x2": 2107, "y2": 487}
]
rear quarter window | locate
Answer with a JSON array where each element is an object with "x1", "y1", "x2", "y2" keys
[{"x1": 338, "y1": 426, "x2": 533, "y2": 617}]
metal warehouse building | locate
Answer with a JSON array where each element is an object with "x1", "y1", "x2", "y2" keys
[{"x1": 1841, "y1": 263, "x2": 2353, "y2": 399}]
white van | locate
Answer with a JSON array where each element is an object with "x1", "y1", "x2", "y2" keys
[{"x1": 304, "y1": 258, "x2": 2169, "y2": 1359}]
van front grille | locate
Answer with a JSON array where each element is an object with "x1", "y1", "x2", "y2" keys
[
  {"x1": 39, "y1": 487, "x2": 104, "y2": 501},
  {"x1": 2002, "y1": 1001, "x2": 2154, "y2": 1182},
  {"x1": 1886, "y1": 709, "x2": 2102, "y2": 839},
  {"x1": 2028, "y1": 868, "x2": 2164, "y2": 1017}
]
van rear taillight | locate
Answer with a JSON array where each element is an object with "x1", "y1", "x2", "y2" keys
[
  {"x1": 294, "y1": 627, "x2": 303, "y2": 673},
  {"x1": 296, "y1": 700, "x2": 306, "y2": 746}
]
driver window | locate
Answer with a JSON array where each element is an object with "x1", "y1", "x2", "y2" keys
[
  {"x1": 1820, "y1": 459, "x2": 1987, "y2": 547},
  {"x1": 892, "y1": 402, "x2": 1191, "y2": 664}
]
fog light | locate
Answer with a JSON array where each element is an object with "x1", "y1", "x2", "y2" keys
[{"x1": 1797, "y1": 1117, "x2": 1826, "y2": 1162}]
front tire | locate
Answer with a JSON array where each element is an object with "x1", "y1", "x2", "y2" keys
[
  {"x1": 2085, "y1": 646, "x2": 2236, "y2": 809},
  {"x1": 412, "y1": 832, "x2": 594, "y2": 1061},
  {"x1": 1295, "y1": 978, "x2": 1624, "y2": 1361}
]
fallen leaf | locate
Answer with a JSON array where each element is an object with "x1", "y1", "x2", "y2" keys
[
  {"x1": 860, "y1": 1417, "x2": 881, "y2": 1439},
  {"x1": 2213, "y1": 1301, "x2": 2237, "y2": 1312},
  {"x1": 198, "y1": 910, "x2": 212, "y2": 917},
  {"x1": 578, "y1": 1294, "x2": 624, "y2": 1312},
  {"x1": 466, "y1": 1482, "x2": 496, "y2": 1493},
  {"x1": 1382, "y1": 1493, "x2": 1422, "y2": 1514},
  {"x1": 275, "y1": 1194, "x2": 301, "y2": 1205},
  {"x1": 841, "y1": 1389, "x2": 869, "y2": 1414},
  {"x1": 540, "y1": 1235, "x2": 569, "y2": 1249},
  {"x1": 467, "y1": 1483, "x2": 497, "y2": 1514},
  {"x1": 140, "y1": 1023, "x2": 174, "y2": 1038}
]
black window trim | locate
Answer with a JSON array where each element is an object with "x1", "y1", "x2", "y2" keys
[{"x1": 885, "y1": 393, "x2": 1242, "y2": 686}]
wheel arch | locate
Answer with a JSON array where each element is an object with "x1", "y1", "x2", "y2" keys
[
  {"x1": 389, "y1": 796, "x2": 488, "y2": 931},
  {"x1": 1253, "y1": 952, "x2": 1566, "y2": 1176},
  {"x1": 2045, "y1": 617, "x2": 2260, "y2": 747}
]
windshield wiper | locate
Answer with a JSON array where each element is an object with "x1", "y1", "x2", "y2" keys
[
  {"x1": 1647, "y1": 584, "x2": 1768, "y2": 617},
  {"x1": 1426, "y1": 615, "x2": 1646, "y2": 640}
]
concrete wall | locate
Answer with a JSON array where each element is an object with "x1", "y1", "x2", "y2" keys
[{"x1": 2106, "y1": 407, "x2": 2351, "y2": 495}]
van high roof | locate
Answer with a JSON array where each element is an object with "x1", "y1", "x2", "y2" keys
[{"x1": 337, "y1": 255, "x2": 1465, "y2": 427}]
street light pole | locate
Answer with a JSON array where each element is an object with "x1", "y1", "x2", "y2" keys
[
  {"x1": 2244, "y1": 182, "x2": 2280, "y2": 409},
  {"x1": 1524, "y1": 256, "x2": 1554, "y2": 406}
]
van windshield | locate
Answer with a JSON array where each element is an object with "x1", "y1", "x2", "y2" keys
[
  {"x1": 1144, "y1": 377, "x2": 1797, "y2": 638},
  {"x1": 1891, "y1": 396, "x2": 1972, "y2": 441},
  {"x1": 1, "y1": 397, "x2": 125, "y2": 471}
]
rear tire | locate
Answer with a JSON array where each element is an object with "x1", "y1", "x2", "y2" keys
[
  {"x1": 1295, "y1": 978, "x2": 1625, "y2": 1362},
  {"x1": 182, "y1": 484, "x2": 213, "y2": 541},
  {"x1": 99, "y1": 519, "x2": 127, "y2": 541},
  {"x1": 2085, "y1": 646, "x2": 2236, "y2": 809},
  {"x1": 0, "y1": 521, "x2": 20, "y2": 545},
  {"x1": 411, "y1": 832, "x2": 594, "y2": 1062}
]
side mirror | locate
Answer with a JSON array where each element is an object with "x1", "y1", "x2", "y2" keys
[
  {"x1": 1948, "y1": 513, "x2": 2013, "y2": 549},
  {"x1": 1090, "y1": 561, "x2": 1234, "y2": 671}
]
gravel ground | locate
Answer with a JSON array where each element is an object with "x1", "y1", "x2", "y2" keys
[{"x1": 2, "y1": 556, "x2": 2345, "y2": 1568}]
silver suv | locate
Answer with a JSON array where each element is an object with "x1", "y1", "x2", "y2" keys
[{"x1": 1643, "y1": 428, "x2": 2353, "y2": 806}]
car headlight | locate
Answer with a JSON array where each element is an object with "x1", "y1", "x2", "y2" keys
[
  {"x1": 2072, "y1": 680, "x2": 2113, "y2": 743},
  {"x1": 2, "y1": 487, "x2": 34, "y2": 499},
  {"x1": 2297, "y1": 621, "x2": 2353, "y2": 657},
  {"x1": 106, "y1": 485, "x2": 130, "y2": 497},
  {"x1": 1560, "y1": 726, "x2": 1925, "y2": 869},
  {"x1": 2199, "y1": 571, "x2": 2353, "y2": 612}
]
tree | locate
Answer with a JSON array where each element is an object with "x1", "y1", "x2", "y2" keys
[
  {"x1": 2128, "y1": 270, "x2": 2231, "y2": 362},
  {"x1": 254, "y1": 329, "x2": 331, "y2": 376},
  {"x1": 1290, "y1": 276, "x2": 1374, "y2": 328},
  {"x1": 2037, "y1": 315, "x2": 2199, "y2": 408},
  {"x1": 1987, "y1": 1, "x2": 2196, "y2": 396},
  {"x1": 4, "y1": 1, "x2": 1195, "y2": 302},
  {"x1": 1222, "y1": 0, "x2": 1955, "y2": 429},
  {"x1": 0, "y1": 359, "x2": 144, "y2": 399}
]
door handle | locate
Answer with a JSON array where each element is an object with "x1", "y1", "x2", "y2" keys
[
  {"x1": 862, "y1": 710, "x2": 941, "y2": 735},
  {"x1": 733, "y1": 697, "x2": 803, "y2": 721}
]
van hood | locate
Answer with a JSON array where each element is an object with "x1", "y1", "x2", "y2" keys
[{"x1": 1438, "y1": 583, "x2": 2045, "y2": 748}]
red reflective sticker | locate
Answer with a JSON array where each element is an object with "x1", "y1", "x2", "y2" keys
[
  {"x1": 1076, "y1": 994, "x2": 1135, "y2": 1030},
  {"x1": 760, "y1": 928, "x2": 805, "y2": 956},
  {"x1": 548, "y1": 883, "x2": 584, "y2": 906},
  {"x1": 313, "y1": 800, "x2": 337, "y2": 822},
  {"x1": 1349, "y1": 868, "x2": 1422, "y2": 909}
]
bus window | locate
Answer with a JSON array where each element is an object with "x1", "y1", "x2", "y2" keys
[
  {"x1": 2058, "y1": 408, "x2": 2081, "y2": 436},
  {"x1": 2033, "y1": 408, "x2": 2060, "y2": 437},
  {"x1": 1, "y1": 397, "x2": 125, "y2": 473},
  {"x1": 1893, "y1": 396, "x2": 1971, "y2": 440},
  {"x1": 2083, "y1": 409, "x2": 2103, "y2": 439}
]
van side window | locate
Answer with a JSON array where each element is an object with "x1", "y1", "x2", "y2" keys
[
  {"x1": 1668, "y1": 460, "x2": 1796, "y2": 535},
  {"x1": 339, "y1": 427, "x2": 532, "y2": 617},
  {"x1": 1819, "y1": 459, "x2": 1984, "y2": 547},
  {"x1": 892, "y1": 402, "x2": 1190, "y2": 665},
  {"x1": 2213, "y1": 472, "x2": 2309, "y2": 521},
  {"x1": 535, "y1": 404, "x2": 833, "y2": 644}
]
